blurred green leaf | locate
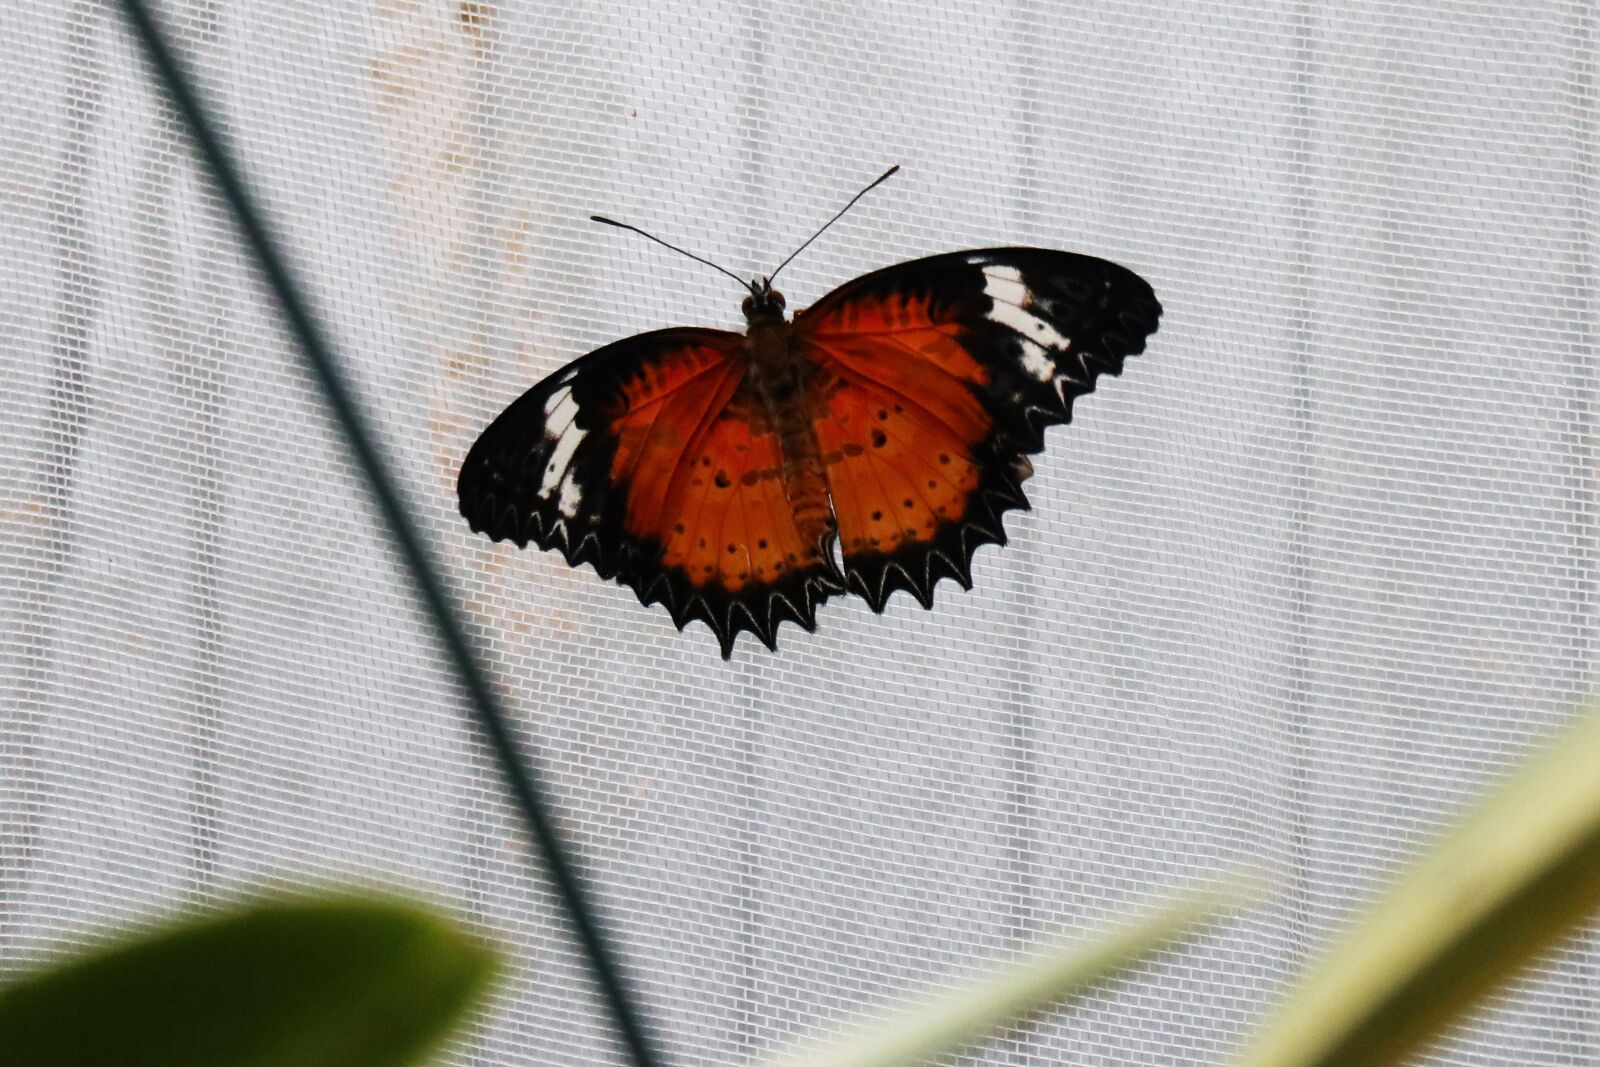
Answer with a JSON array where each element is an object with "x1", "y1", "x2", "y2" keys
[
  {"x1": 750, "y1": 881, "x2": 1249, "y2": 1067},
  {"x1": 0, "y1": 895, "x2": 497, "y2": 1067},
  {"x1": 1235, "y1": 703, "x2": 1600, "y2": 1067}
]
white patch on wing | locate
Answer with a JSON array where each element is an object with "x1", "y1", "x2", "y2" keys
[
  {"x1": 557, "y1": 469, "x2": 585, "y2": 517},
  {"x1": 543, "y1": 386, "x2": 579, "y2": 427},
  {"x1": 980, "y1": 263, "x2": 1028, "y2": 307},
  {"x1": 1014, "y1": 337, "x2": 1054, "y2": 382},
  {"x1": 980, "y1": 265, "x2": 1071, "y2": 380},
  {"x1": 539, "y1": 387, "x2": 587, "y2": 514}
]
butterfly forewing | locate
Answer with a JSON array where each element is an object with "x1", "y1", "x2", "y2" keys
[{"x1": 793, "y1": 247, "x2": 1162, "y2": 611}]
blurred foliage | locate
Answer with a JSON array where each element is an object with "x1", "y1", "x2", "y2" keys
[
  {"x1": 0, "y1": 896, "x2": 495, "y2": 1067},
  {"x1": 1234, "y1": 703, "x2": 1600, "y2": 1067}
]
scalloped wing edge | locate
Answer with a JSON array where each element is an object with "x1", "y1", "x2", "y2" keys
[
  {"x1": 842, "y1": 449, "x2": 1032, "y2": 614},
  {"x1": 461, "y1": 494, "x2": 846, "y2": 658},
  {"x1": 622, "y1": 535, "x2": 846, "y2": 658}
]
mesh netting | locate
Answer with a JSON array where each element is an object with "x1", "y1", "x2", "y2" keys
[{"x1": 5, "y1": 1, "x2": 1599, "y2": 1064}]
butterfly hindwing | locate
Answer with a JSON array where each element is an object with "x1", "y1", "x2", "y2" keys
[
  {"x1": 647, "y1": 385, "x2": 843, "y2": 654},
  {"x1": 794, "y1": 247, "x2": 1162, "y2": 611},
  {"x1": 457, "y1": 327, "x2": 842, "y2": 657}
]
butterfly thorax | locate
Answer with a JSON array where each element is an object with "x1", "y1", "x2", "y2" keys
[
  {"x1": 742, "y1": 285, "x2": 837, "y2": 550},
  {"x1": 740, "y1": 277, "x2": 786, "y2": 326}
]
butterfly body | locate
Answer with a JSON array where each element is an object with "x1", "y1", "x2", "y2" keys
[
  {"x1": 738, "y1": 283, "x2": 840, "y2": 565},
  {"x1": 459, "y1": 248, "x2": 1161, "y2": 658}
]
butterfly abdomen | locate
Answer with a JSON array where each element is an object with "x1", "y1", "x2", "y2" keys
[{"x1": 746, "y1": 322, "x2": 837, "y2": 556}]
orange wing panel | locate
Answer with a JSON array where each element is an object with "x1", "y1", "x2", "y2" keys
[{"x1": 791, "y1": 248, "x2": 1162, "y2": 614}]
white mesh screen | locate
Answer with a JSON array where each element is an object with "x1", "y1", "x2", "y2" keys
[{"x1": 5, "y1": 1, "x2": 1599, "y2": 1064}]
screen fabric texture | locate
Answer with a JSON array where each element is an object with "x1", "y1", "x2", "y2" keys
[{"x1": 3, "y1": 2, "x2": 1599, "y2": 1065}]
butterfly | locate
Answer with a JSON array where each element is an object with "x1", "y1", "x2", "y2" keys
[{"x1": 458, "y1": 168, "x2": 1161, "y2": 658}]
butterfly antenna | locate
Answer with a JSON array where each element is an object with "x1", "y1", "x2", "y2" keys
[
  {"x1": 767, "y1": 164, "x2": 899, "y2": 285},
  {"x1": 590, "y1": 215, "x2": 755, "y2": 294}
]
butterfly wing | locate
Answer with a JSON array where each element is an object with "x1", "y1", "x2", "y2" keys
[
  {"x1": 458, "y1": 327, "x2": 843, "y2": 657},
  {"x1": 793, "y1": 247, "x2": 1161, "y2": 611}
]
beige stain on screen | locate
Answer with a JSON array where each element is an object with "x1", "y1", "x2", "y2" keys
[{"x1": 366, "y1": 0, "x2": 588, "y2": 666}]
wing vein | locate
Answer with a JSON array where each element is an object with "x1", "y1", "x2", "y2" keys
[
  {"x1": 807, "y1": 337, "x2": 983, "y2": 462},
  {"x1": 639, "y1": 361, "x2": 747, "y2": 552}
]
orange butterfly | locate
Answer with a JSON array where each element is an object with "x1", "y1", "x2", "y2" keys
[{"x1": 458, "y1": 168, "x2": 1161, "y2": 657}]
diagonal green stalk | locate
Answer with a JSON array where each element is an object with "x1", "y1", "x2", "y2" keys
[{"x1": 106, "y1": 4, "x2": 662, "y2": 1066}]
